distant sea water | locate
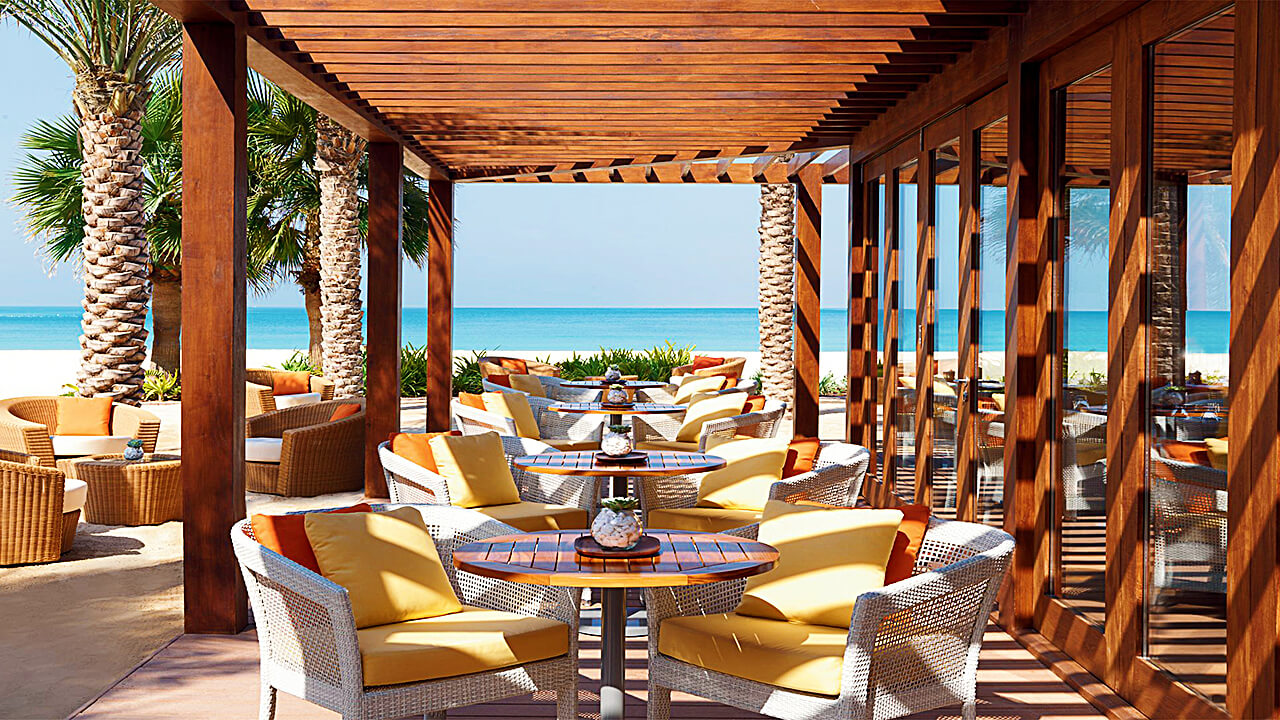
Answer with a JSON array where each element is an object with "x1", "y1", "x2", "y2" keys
[{"x1": 0, "y1": 306, "x2": 1231, "y2": 354}]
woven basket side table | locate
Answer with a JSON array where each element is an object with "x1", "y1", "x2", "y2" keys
[{"x1": 60, "y1": 454, "x2": 182, "y2": 526}]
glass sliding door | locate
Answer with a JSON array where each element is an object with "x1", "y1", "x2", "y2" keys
[
  {"x1": 874, "y1": 176, "x2": 887, "y2": 477},
  {"x1": 1143, "y1": 9, "x2": 1233, "y2": 707},
  {"x1": 895, "y1": 160, "x2": 920, "y2": 500},
  {"x1": 932, "y1": 141, "x2": 961, "y2": 518},
  {"x1": 976, "y1": 117, "x2": 1009, "y2": 527}
]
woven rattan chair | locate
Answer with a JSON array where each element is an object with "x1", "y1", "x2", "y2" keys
[
  {"x1": 379, "y1": 435, "x2": 600, "y2": 517},
  {"x1": 639, "y1": 442, "x2": 871, "y2": 532},
  {"x1": 0, "y1": 449, "x2": 81, "y2": 565},
  {"x1": 451, "y1": 397, "x2": 604, "y2": 449},
  {"x1": 1150, "y1": 452, "x2": 1226, "y2": 595},
  {"x1": 478, "y1": 355, "x2": 560, "y2": 378},
  {"x1": 638, "y1": 378, "x2": 758, "y2": 404},
  {"x1": 0, "y1": 396, "x2": 160, "y2": 467},
  {"x1": 633, "y1": 400, "x2": 787, "y2": 453},
  {"x1": 231, "y1": 503, "x2": 580, "y2": 720},
  {"x1": 245, "y1": 368, "x2": 336, "y2": 417},
  {"x1": 245, "y1": 399, "x2": 364, "y2": 496},
  {"x1": 644, "y1": 518, "x2": 1014, "y2": 720}
]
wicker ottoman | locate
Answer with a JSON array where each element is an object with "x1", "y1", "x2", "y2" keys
[{"x1": 58, "y1": 454, "x2": 182, "y2": 526}]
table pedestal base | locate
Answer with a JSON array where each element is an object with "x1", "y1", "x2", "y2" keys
[{"x1": 600, "y1": 587, "x2": 627, "y2": 720}]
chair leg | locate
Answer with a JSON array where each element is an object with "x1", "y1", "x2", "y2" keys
[
  {"x1": 556, "y1": 685, "x2": 578, "y2": 720},
  {"x1": 426, "y1": 712, "x2": 446, "y2": 720},
  {"x1": 961, "y1": 699, "x2": 977, "y2": 720},
  {"x1": 258, "y1": 684, "x2": 277, "y2": 720},
  {"x1": 647, "y1": 683, "x2": 672, "y2": 720}
]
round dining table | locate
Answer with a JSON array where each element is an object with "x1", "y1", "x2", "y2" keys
[
  {"x1": 454, "y1": 529, "x2": 778, "y2": 720},
  {"x1": 547, "y1": 400, "x2": 685, "y2": 437},
  {"x1": 558, "y1": 379, "x2": 669, "y2": 390},
  {"x1": 513, "y1": 448, "x2": 724, "y2": 498}
]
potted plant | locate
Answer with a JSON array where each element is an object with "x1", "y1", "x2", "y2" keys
[
  {"x1": 123, "y1": 438, "x2": 145, "y2": 462},
  {"x1": 601, "y1": 424, "x2": 634, "y2": 457},
  {"x1": 605, "y1": 383, "x2": 629, "y2": 405},
  {"x1": 603, "y1": 365, "x2": 623, "y2": 384},
  {"x1": 592, "y1": 496, "x2": 643, "y2": 550}
]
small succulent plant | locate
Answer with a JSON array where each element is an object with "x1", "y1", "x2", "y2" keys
[
  {"x1": 126, "y1": 439, "x2": 144, "y2": 449},
  {"x1": 608, "y1": 424, "x2": 631, "y2": 434},
  {"x1": 601, "y1": 496, "x2": 640, "y2": 512}
]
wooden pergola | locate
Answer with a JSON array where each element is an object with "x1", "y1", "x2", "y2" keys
[{"x1": 154, "y1": 2, "x2": 1280, "y2": 719}]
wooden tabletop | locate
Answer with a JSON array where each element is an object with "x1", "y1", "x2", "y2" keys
[
  {"x1": 453, "y1": 530, "x2": 778, "y2": 588},
  {"x1": 559, "y1": 380, "x2": 669, "y2": 389},
  {"x1": 513, "y1": 450, "x2": 725, "y2": 477},
  {"x1": 547, "y1": 401, "x2": 684, "y2": 415}
]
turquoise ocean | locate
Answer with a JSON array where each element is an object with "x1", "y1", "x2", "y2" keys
[{"x1": 0, "y1": 306, "x2": 1230, "y2": 354}]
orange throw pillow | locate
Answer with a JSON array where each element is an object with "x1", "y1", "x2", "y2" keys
[
  {"x1": 54, "y1": 396, "x2": 113, "y2": 436},
  {"x1": 272, "y1": 371, "x2": 313, "y2": 396},
  {"x1": 329, "y1": 403, "x2": 361, "y2": 422},
  {"x1": 458, "y1": 393, "x2": 486, "y2": 410},
  {"x1": 250, "y1": 503, "x2": 373, "y2": 573},
  {"x1": 484, "y1": 374, "x2": 512, "y2": 388},
  {"x1": 742, "y1": 395, "x2": 768, "y2": 413},
  {"x1": 691, "y1": 355, "x2": 725, "y2": 371},
  {"x1": 496, "y1": 358, "x2": 528, "y2": 374},
  {"x1": 782, "y1": 438, "x2": 822, "y2": 478},
  {"x1": 1160, "y1": 440, "x2": 1212, "y2": 467},
  {"x1": 390, "y1": 431, "x2": 459, "y2": 473},
  {"x1": 885, "y1": 504, "x2": 931, "y2": 584}
]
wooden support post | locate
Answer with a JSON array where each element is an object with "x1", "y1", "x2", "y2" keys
[
  {"x1": 846, "y1": 162, "x2": 877, "y2": 455},
  {"x1": 881, "y1": 170, "x2": 902, "y2": 505},
  {"x1": 1229, "y1": 2, "x2": 1280, "y2": 716},
  {"x1": 180, "y1": 19, "x2": 248, "y2": 635},
  {"x1": 914, "y1": 149, "x2": 936, "y2": 505},
  {"x1": 426, "y1": 179, "x2": 455, "y2": 432},
  {"x1": 365, "y1": 142, "x2": 403, "y2": 498},
  {"x1": 793, "y1": 166, "x2": 822, "y2": 439}
]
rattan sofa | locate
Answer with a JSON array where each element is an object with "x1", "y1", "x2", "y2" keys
[
  {"x1": 231, "y1": 503, "x2": 580, "y2": 720},
  {"x1": 0, "y1": 396, "x2": 159, "y2": 466},
  {"x1": 245, "y1": 368, "x2": 336, "y2": 417},
  {"x1": 633, "y1": 399, "x2": 787, "y2": 453},
  {"x1": 245, "y1": 399, "x2": 364, "y2": 496},
  {"x1": 451, "y1": 396, "x2": 604, "y2": 449},
  {"x1": 0, "y1": 449, "x2": 83, "y2": 564},
  {"x1": 644, "y1": 518, "x2": 1015, "y2": 720}
]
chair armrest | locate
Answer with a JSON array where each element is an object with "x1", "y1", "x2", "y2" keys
[
  {"x1": 0, "y1": 412, "x2": 53, "y2": 464},
  {"x1": 378, "y1": 443, "x2": 451, "y2": 504},
  {"x1": 699, "y1": 407, "x2": 784, "y2": 450},
  {"x1": 637, "y1": 473, "x2": 699, "y2": 514},
  {"x1": 767, "y1": 444, "x2": 871, "y2": 507},
  {"x1": 632, "y1": 415, "x2": 681, "y2": 443},
  {"x1": 671, "y1": 363, "x2": 694, "y2": 376},
  {"x1": 310, "y1": 376, "x2": 336, "y2": 400},
  {"x1": 109, "y1": 405, "x2": 161, "y2": 452},
  {"x1": 495, "y1": 435, "x2": 601, "y2": 510},
  {"x1": 452, "y1": 403, "x2": 518, "y2": 436},
  {"x1": 245, "y1": 383, "x2": 274, "y2": 416},
  {"x1": 0, "y1": 448, "x2": 42, "y2": 465},
  {"x1": 279, "y1": 414, "x2": 364, "y2": 465}
]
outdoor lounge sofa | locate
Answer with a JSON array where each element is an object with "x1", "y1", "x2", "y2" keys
[{"x1": 0, "y1": 396, "x2": 159, "y2": 466}]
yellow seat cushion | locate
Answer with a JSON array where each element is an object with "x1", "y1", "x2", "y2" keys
[
  {"x1": 55, "y1": 396, "x2": 113, "y2": 436},
  {"x1": 1204, "y1": 437, "x2": 1228, "y2": 471},
  {"x1": 676, "y1": 392, "x2": 747, "y2": 443},
  {"x1": 477, "y1": 501, "x2": 590, "y2": 531},
  {"x1": 1073, "y1": 441, "x2": 1107, "y2": 467},
  {"x1": 636, "y1": 439, "x2": 700, "y2": 453},
  {"x1": 508, "y1": 374, "x2": 546, "y2": 398},
  {"x1": 658, "y1": 612, "x2": 847, "y2": 696},
  {"x1": 647, "y1": 507, "x2": 761, "y2": 533},
  {"x1": 696, "y1": 437, "x2": 789, "y2": 512},
  {"x1": 357, "y1": 605, "x2": 569, "y2": 687},
  {"x1": 481, "y1": 392, "x2": 541, "y2": 440},
  {"x1": 428, "y1": 432, "x2": 522, "y2": 508},
  {"x1": 544, "y1": 438, "x2": 599, "y2": 452},
  {"x1": 305, "y1": 507, "x2": 463, "y2": 629},
  {"x1": 737, "y1": 501, "x2": 902, "y2": 628},
  {"x1": 674, "y1": 375, "x2": 728, "y2": 405},
  {"x1": 992, "y1": 393, "x2": 1006, "y2": 412}
]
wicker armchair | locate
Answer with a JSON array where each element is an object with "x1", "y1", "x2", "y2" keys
[
  {"x1": 669, "y1": 357, "x2": 747, "y2": 385},
  {"x1": 451, "y1": 397, "x2": 604, "y2": 449},
  {"x1": 644, "y1": 518, "x2": 1015, "y2": 720},
  {"x1": 245, "y1": 368, "x2": 335, "y2": 417},
  {"x1": 1150, "y1": 452, "x2": 1226, "y2": 595},
  {"x1": 0, "y1": 396, "x2": 160, "y2": 466},
  {"x1": 245, "y1": 399, "x2": 364, "y2": 497},
  {"x1": 639, "y1": 442, "x2": 871, "y2": 533},
  {"x1": 482, "y1": 376, "x2": 600, "y2": 403},
  {"x1": 479, "y1": 355, "x2": 560, "y2": 378},
  {"x1": 633, "y1": 400, "x2": 787, "y2": 453},
  {"x1": 231, "y1": 504, "x2": 579, "y2": 720},
  {"x1": 0, "y1": 449, "x2": 82, "y2": 565},
  {"x1": 638, "y1": 378, "x2": 758, "y2": 404},
  {"x1": 379, "y1": 435, "x2": 600, "y2": 521},
  {"x1": 1062, "y1": 411, "x2": 1107, "y2": 517}
]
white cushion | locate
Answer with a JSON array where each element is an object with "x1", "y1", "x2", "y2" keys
[
  {"x1": 245, "y1": 437, "x2": 283, "y2": 464},
  {"x1": 50, "y1": 435, "x2": 131, "y2": 457},
  {"x1": 63, "y1": 478, "x2": 87, "y2": 514},
  {"x1": 273, "y1": 392, "x2": 322, "y2": 409}
]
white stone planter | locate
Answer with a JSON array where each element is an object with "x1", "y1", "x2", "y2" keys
[
  {"x1": 601, "y1": 428, "x2": 634, "y2": 456},
  {"x1": 591, "y1": 507, "x2": 643, "y2": 549}
]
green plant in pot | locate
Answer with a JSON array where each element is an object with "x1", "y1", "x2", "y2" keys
[
  {"x1": 605, "y1": 383, "x2": 629, "y2": 405},
  {"x1": 123, "y1": 438, "x2": 145, "y2": 462},
  {"x1": 592, "y1": 496, "x2": 642, "y2": 549}
]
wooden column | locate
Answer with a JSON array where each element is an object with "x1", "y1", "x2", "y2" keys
[
  {"x1": 180, "y1": 20, "x2": 248, "y2": 634},
  {"x1": 915, "y1": 149, "x2": 936, "y2": 504},
  {"x1": 847, "y1": 162, "x2": 877, "y2": 456},
  {"x1": 1229, "y1": 2, "x2": 1280, "y2": 716},
  {"x1": 365, "y1": 142, "x2": 403, "y2": 498},
  {"x1": 793, "y1": 166, "x2": 822, "y2": 439},
  {"x1": 881, "y1": 170, "x2": 902, "y2": 506},
  {"x1": 426, "y1": 179, "x2": 454, "y2": 432}
]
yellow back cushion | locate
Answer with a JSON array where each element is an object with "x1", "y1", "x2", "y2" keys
[
  {"x1": 696, "y1": 437, "x2": 789, "y2": 512},
  {"x1": 305, "y1": 506, "x2": 463, "y2": 629},
  {"x1": 737, "y1": 501, "x2": 902, "y2": 628},
  {"x1": 676, "y1": 392, "x2": 747, "y2": 443},
  {"x1": 1204, "y1": 437, "x2": 1229, "y2": 471},
  {"x1": 55, "y1": 396, "x2": 113, "y2": 436},
  {"x1": 508, "y1": 374, "x2": 546, "y2": 398},
  {"x1": 427, "y1": 432, "x2": 522, "y2": 508},
  {"x1": 992, "y1": 393, "x2": 1006, "y2": 412},
  {"x1": 674, "y1": 374, "x2": 728, "y2": 404},
  {"x1": 481, "y1": 391, "x2": 540, "y2": 440}
]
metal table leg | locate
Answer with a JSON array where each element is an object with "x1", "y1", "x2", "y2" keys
[{"x1": 600, "y1": 587, "x2": 627, "y2": 720}]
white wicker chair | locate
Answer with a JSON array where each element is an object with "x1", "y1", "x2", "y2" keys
[
  {"x1": 638, "y1": 442, "x2": 871, "y2": 530},
  {"x1": 1150, "y1": 452, "x2": 1226, "y2": 595},
  {"x1": 638, "y1": 379, "x2": 758, "y2": 405},
  {"x1": 481, "y1": 376, "x2": 601, "y2": 403},
  {"x1": 1061, "y1": 412, "x2": 1107, "y2": 517},
  {"x1": 230, "y1": 503, "x2": 580, "y2": 720},
  {"x1": 644, "y1": 518, "x2": 1015, "y2": 720},
  {"x1": 379, "y1": 435, "x2": 600, "y2": 516},
  {"x1": 633, "y1": 400, "x2": 787, "y2": 453},
  {"x1": 455, "y1": 395, "x2": 605, "y2": 446}
]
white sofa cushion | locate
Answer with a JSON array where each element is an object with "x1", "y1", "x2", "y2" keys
[
  {"x1": 274, "y1": 392, "x2": 322, "y2": 409},
  {"x1": 245, "y1": 437, "x2": 283, "y2": 464},
  {"x1": 50, "y1": 435, "x2": 131, "y2": 457},
  {"x1": 63, "y1": 478, "x2": 88, "y2": 514}
]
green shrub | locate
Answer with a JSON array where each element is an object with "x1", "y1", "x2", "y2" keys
[
  {"x1": 451, "y1": 349, "x2": 488, "y2": 395},
  {"x1": 274, "y1": 351, "x2": 321, "y2": 375},
  {"x1": 818, "y1": 373, "x2": 848, "y2": 396},
  {"x1": 142, "y1": 368, "x2": 182, "y2": 401},
  {"x1": 399, "y1": 343, "x2": 431, "y2": 397},
  {"x1": 556, "y1": 343, "x2": 693, "y2": 382}
]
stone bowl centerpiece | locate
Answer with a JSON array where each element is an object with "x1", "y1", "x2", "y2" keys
[
  {"x1": 603, "y1": 365, "x2": 624, "y2": 384},
  {"x1": 586, "y1": 496, "x2": 647, "y2": 552},
  {"x1": 601, "y1": 424, "x2": 634, "y2": 457},
  {"x1": 123, "y1": 438, "x2": 145, "y2": 462},
  {"x1": 604, "y1": 383, "x2": 630, "y2": 406}
]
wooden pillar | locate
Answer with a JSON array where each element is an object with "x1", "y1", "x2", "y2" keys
[
  {"x1": 914, "y1": 149, "x2": 936, "y2": 505},
  {"x1": 180, "y1": 19, "x2": 247, "y2": 634},
  {"x1": 1229, "y1": 2, "x2": 1280, "y2": 716},
  {"x1": 365, "y1": 142, "x2": 403, "y2": 498},
  {"x1": 847, "y1": 162, "x2": 877, "y2": 456},
  {"x1": 426, "y1": 179, "x2": 454, "y2": 432},
  {"x1": 881, "y1": 170, "x2": 902, "y2": 506},
  {"x1": 793, "y1": 166, "x2": 822, "y2": 439}
]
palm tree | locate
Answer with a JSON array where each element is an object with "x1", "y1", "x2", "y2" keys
[
  {"x1": 2, "y1": 0, "x2": 180, "y2": 403},
  {"x1": 757, "y1": 171, "x2": 796, "y2": 407},
  {"x1": 315, "y1": 115, "x2": 366, "y2": 398}
]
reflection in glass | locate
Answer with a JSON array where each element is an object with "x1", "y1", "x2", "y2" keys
[
  {"x1": 932, "y1": 141, "x2": 961, "y2": 519},
  {"x1": 896, "y1": 161, "x2": 919, "y2": 500},
  {"x1": 977, "y1": 118, "x2": 1009, "y2": 527},
  {"x1": 1144, "y1": 10, "x2": 1232, "y2": 707},
  {"x1": 1055, "y1": 67, "x2": 1112, "y2": 629},
  {"x1": 874, "y1": 177, "x2": 886, "y2": 472}
]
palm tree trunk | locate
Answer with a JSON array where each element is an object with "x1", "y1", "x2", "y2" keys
[
  {"x1": 758, "y1": 177, "x2": 796, "y2": 409},
  {"x1": 315, "y1": 116, "x2": 367, "y2": 398},
  {"x1": 303, "y1": 278, "x2": 323, "y2": 368},
  {"x1": 149, "y1": 272, "x2": 181, "y2": 374},
  {"x1": 77, "y1": 105, "x2": 151, "y2": 404}
]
